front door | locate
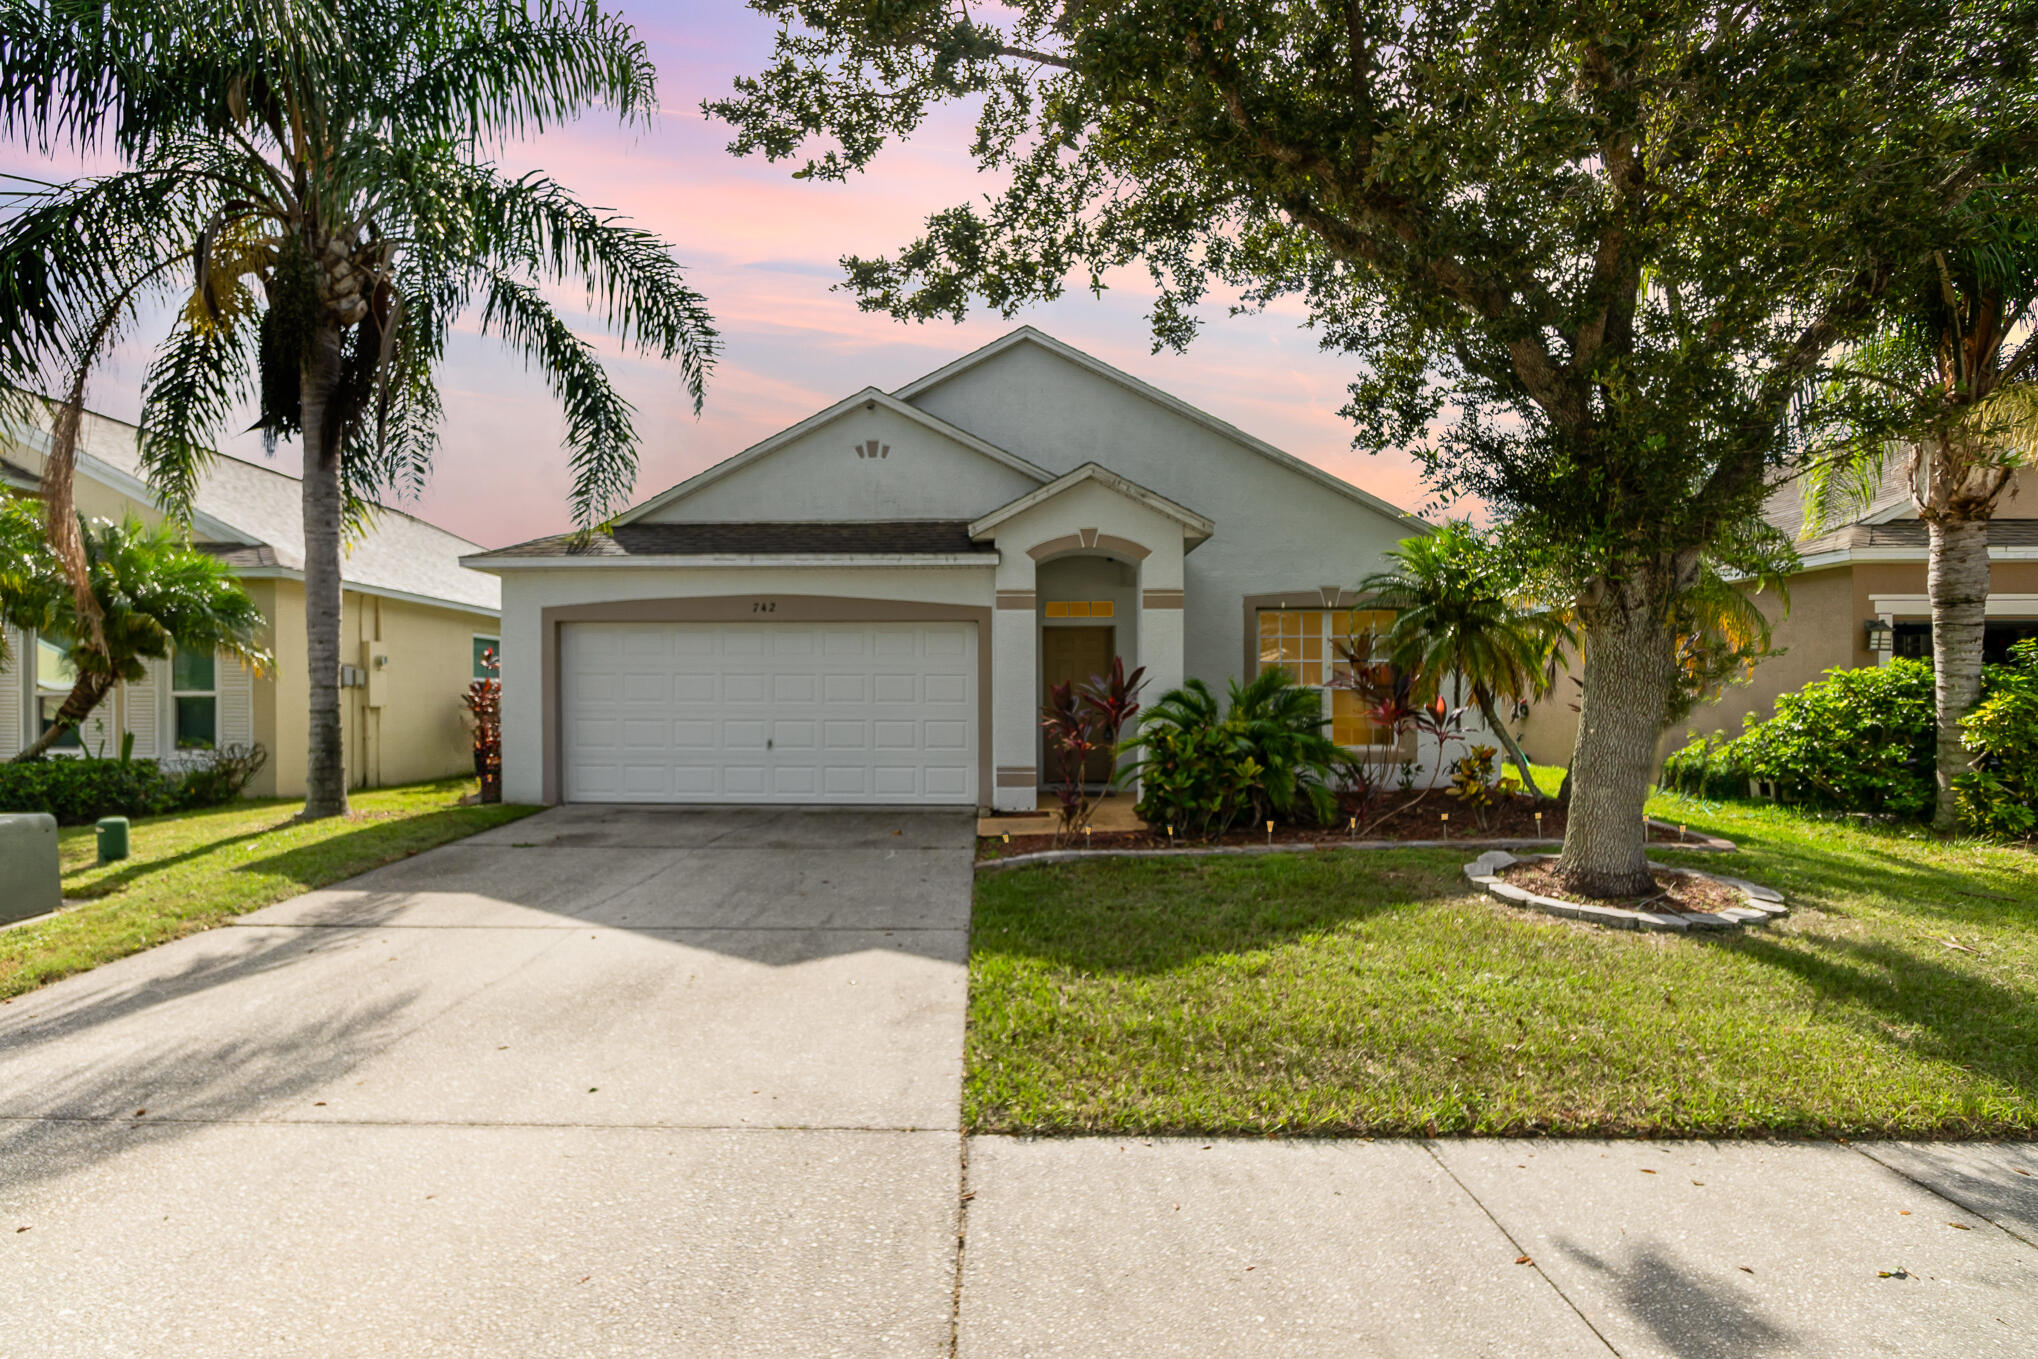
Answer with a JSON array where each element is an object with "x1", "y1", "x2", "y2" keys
[{"x1": 1042, "y1": 625, "x2": 1117, "y2": 784}]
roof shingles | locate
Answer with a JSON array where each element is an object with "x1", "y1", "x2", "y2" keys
[{"x1": 479, "y1": 520, "x2": 993, "y2": 559}]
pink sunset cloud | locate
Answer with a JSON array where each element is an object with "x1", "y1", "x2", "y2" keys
[{"x1": 1, "y1": 2, "x2": 1448, "y2": 547}]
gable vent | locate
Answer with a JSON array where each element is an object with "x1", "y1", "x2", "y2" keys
[{"x1": 854, "y1": 439, "x2": 890, "y2": 460}]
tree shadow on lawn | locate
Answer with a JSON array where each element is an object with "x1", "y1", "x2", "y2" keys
[
  {"x1": 1723, "y1": 930, "x2": 2038, "y2": 1104},
  {"x1": 1653, "y1": 808, "x2": 2038, "y2": 932},
  {"x1": 62, "y1": 817, "x2": 297, "y2": 898},
  {"x1": 972, "y1": 849, "x2": 1469, "y2": 975}
]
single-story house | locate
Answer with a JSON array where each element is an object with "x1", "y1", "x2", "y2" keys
[
  {"x1": 467, "y1": 327, "x2": 1429, "y2": 811},
  {"x1": 1517, "y1": 465, "x2": 2038, "y2": 764},
  {"x1": 1, "y1": 408, "x2": 502, "y2": 796}
]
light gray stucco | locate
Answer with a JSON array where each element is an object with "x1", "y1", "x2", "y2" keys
[{"x1": 904, "y1": 334, "x2": 1419, "y2": 688}]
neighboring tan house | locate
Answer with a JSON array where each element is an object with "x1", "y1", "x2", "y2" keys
[
  {"x1": 467, "y1": 327, "x2": 1429, "y2": 811},
  {"x1": 1, "y1": 408, "x2": 502, "y2": 797},
  {"x1": 1516, "y1": 466, "x2": 2038, "y2": 765}
]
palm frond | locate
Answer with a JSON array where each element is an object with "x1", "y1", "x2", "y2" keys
[
  {"x1": 382, "y1": 0, "x2": 659, "y2": 144},
  {"x1": 478, "y1": 271, "x2": 638, "y2": 529}
]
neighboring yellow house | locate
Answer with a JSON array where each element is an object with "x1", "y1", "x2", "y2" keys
[
  {"x1": 1, "y1": 409, "x2": 501, "y2": 797},
  {"x1": 1516, "y1": 466, "x2": 2038, "y2": 765}
]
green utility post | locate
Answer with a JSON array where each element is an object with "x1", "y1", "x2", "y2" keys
[{"x1": 95, "y1": 816, "x2": 130, "y2": 866}]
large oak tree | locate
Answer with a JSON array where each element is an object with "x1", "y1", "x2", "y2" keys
[{"x1": 713, "y1": 0, "x2": 2036, "y2": 893}]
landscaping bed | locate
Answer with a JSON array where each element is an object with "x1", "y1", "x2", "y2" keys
[
  {"x1": 980, "y1": 795, "x2": 1718, "y2": 860},
  {"x1": 966, "y1": 789, "x2": 2038, "y2": 1138}
]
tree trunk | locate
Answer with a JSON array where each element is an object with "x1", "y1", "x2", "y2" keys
[
  {"x1": 1473, "y1": 684, "x2": 1546, "y2": 801},
  {"x1": 12, "y1": 671, "x2": 116, "y2": 762},
  {"x1": 1927, "y1": 516, "x2": 1989, "y2": 831},
  {"x1": 1555, "y1": 573, "x2": 1677, "y2": 898},
  {"x1": 300, "y1": 320, "x2": 350, "y2": 819}
]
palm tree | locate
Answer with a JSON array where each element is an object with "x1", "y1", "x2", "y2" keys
[
  {"x1": 1355, "y1": 522, "x2": 1567, "y2": 800},
  {"x1": 0, "y1": 500, "x2": 270, "y2": 761},
  {"x1": 1803, "y1": 197, "x2": 2038, "y2": 829},
  {"x1": 0, "y1": 0, "x2": 716, "y2": 816}
]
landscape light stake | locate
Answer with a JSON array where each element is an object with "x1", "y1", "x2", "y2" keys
[
  {"x1": 1084, "y1": 826, "x2": 1092, "y2": 852},
  {"x1": 1167, "y1": 824, "x2": 1175, "y2": 849},
  {"x1": 1265, "y1": 820, "x2": 1273, "y2": 846},
  {"x1": 1348, "y1": 816, "x2": 1356, "y2": 842},
  {"x1": 1534, "y1": 811, "x2": 1544, "y2": 840},
  {"x1": 1679, "y1": 824, "x2": 1688, "y2": 844},
  {"x1": 1441, "y1": 811, "x2": 1449, "y2": 838}
]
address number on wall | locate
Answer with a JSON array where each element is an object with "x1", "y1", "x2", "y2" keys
[{"x1": 751, "y1": 601, "x2": 777, "y2": 613}]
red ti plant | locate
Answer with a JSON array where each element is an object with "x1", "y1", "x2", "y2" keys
[
  {"x1": 1040, "y1": 657, "x2": 1146, "y2": 840},
  {"x1": 461, "y1": 646, "x2": 502, "y2": 803}
]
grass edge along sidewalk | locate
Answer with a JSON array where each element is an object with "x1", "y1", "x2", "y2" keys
[
  {"x1": 966, "y1": 790, "x2": 2038, "y2": 1139},
  {"x1": 2, "y1": 779, "x2": 536, "y2": 1003}
]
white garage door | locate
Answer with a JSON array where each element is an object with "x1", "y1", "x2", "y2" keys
[{"x1": 562, "y1": 620, "x2": 978, "y2": 804}]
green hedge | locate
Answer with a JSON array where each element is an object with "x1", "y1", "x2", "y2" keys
[
  {"x1": 0, "y1": 745, "x2": 268, "y2": 825},
  {"x1": 1953, "y1": 639, "x2": 2038, "y2": 840},
  {"x1": 0, "y1": 758, "x2": 180, "y2": 824},
  {"x1": 1661, "y1": 659, "x2": 1939, "y2": 817}
]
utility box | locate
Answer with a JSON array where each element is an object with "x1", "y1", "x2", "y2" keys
[
  {"x1": 96, "y1": 816, "x2": 130, "y2": 865},
  {"x1": 363, "y1": 643, "x2": 387, "y2": 709},
  {"x1": 0, "y1": 813, "x2": 61, "y2": 925}
]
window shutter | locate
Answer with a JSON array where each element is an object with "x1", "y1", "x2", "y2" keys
[
  {"x1": 219, "y1": 654, "x2": 254, "y2": 748},
  {"x1": 0, "y1": 629, "x2": 21, "y2": 759},
  {"x1": 124, "y1": 658, "x2": 160, "y2": 758}
]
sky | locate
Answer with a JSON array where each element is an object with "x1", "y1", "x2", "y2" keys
[{"x1": 3, "y1": 2, "x2": 1442, "y2": 549}]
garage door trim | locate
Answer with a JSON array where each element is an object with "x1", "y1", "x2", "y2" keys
[{"x1": 539, "y1": 596, "x2": 993, "y2": 806}]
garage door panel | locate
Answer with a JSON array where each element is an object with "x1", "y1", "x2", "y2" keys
[{"x1": 563, "y1": 620, "x2": 977, "y2": 805}]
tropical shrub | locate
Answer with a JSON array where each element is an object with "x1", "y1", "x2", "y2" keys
[
  {"x1": 174, "y1": 744, "x2": 270, "y2": 809},
  {"x1": 1659, "y1": 660, "x2": 1938, "y2": 816},
  {"x1": 1445, "y1": 745, "x2": 1518, "y2": 830},
  {"x1": 1125, "y1": 671, "x2": 1344, "y2": 839},
  {"x1": 1040, "y1": 658, "x2": 1146, "y2": 838},
  {"x1": 0, "y1": 758, "x2": 179, "y2": 824},
  {"x1": 462, "y1": 647, "x2": 503, "y2": 804},
  {"x1": 1953, "y1": 639, "x2": 2038, "y2": 840}
]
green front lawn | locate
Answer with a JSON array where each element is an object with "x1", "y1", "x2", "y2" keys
[
  {"x1": 2, "y1": 779, "x2": 536, "y2": 1002},
  {"x1": 967, "y1": 789, "x2": 2038, "y2": 1137}
]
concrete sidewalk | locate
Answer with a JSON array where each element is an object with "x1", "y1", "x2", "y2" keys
[{"x1": 956, "y1": 1136, "x2": 2038, "y2": 1358}]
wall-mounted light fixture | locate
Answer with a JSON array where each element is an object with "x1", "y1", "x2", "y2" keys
[{"x1": 1864, "y1": 618, "x2": 1893, "y2": 654}]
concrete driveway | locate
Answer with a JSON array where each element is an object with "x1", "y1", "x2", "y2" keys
[{"x1": 0, "y1": 806, "x2": 972, "y2": 1357}]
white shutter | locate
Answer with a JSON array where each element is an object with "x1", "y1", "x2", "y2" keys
[
  {"x1": 219, "y1": 654, "x2": 254, "y2": 748},
  {"x1": 124, "y1": 658, "x2": 161, "y2": 759},
  {"x1": 0, "y1": 628, "x2": 21, "y2": 759}
]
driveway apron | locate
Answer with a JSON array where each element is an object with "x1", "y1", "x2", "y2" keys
[{"x1": 0, "y1": 806, "x2": 972, "y2": 1358}]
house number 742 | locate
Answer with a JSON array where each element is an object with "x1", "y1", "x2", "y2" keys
[{"x1": 752, "y1": 601, "x2": 776, "y2": 613}]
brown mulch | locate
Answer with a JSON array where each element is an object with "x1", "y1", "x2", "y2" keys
[
  {"x1": 982, "y1": 795, "x2": 1708, "y2": 859},
  {"x1": 1500, "y1": 860, "x2": 1746, "y2": 915}
]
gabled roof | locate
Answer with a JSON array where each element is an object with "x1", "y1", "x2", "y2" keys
[
  {"x1": 895, "y1": 326, "x2": 1429, "y2": 531},
  {"x1": 1763, "y1": 462, "x2": 2038, "y2": 567},
  {"x1": 2, "y1": 407, "x2": 500, "y2": 615},
  {"x1": 968, "y1": 462, "x2": 1214, "y2": 545},
  {"x1": 614, "y1": 386, "x2": 1053, "y2": 526}
]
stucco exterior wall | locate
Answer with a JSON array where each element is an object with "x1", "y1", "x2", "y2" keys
[
  {"x1": 638, "y1": 402, "x2": 1040, "y2": 523},
  {"x1": 1515, "y1": 557, "x2": 2038, "y2": 768},
  {"x1": 493, "y1": 565, "x2": 997, "y2": 805},
  {"x1": 905, "y1": 342, "x2": 1415, "y2": 690}
]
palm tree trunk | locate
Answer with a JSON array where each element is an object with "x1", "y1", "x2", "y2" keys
[
  {"x1": 12, "y1": 671, "x2": 116, "y2": 762},
  {"x1": 1473, "y1": 684, "x2": 1545, "y2": 802},
  {"x1": 300, "y1": 319, "x2": 350, "y2": 819},
  {"x1": 1927, "y1": 516, "x2": 1989, "y2": 831},
  {"x1": 1555, "y1": 571, "x2": 1677, "y2": 897}
]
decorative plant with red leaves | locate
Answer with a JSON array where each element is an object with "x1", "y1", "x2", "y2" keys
[
  {"x1": 1040, "y1": 657, "x2": 1145, "y2": 840},
  {"x1": 461, "y1": 647, "x2": 502, "y2": 803}
]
